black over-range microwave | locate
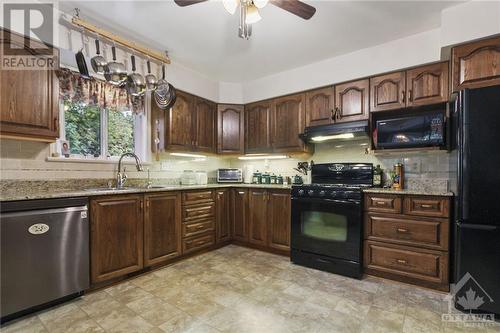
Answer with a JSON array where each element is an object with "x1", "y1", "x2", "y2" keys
[{"x1": 373, "y1": 111, "x2": 446, "y2": 149}]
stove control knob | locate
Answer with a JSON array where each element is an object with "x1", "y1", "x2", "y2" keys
[
  {"x1": 298, "y1": 189, "x2": 304, "y2": 196},
  {"x1": 319, "y1": 190, "x2": 326, "y2": 196},
  {"x1": 307, "y1": 190, "x2": 314, "y2": 196}
]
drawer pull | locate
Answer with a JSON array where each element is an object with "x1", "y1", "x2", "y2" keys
[
  {"x1": 195, "y1": 240, "x2": 207, "y2": 246},
  {"x1": 376, "y1": 201, "x2": 387, "y2": 206},
  {"x1": 238, "y1": 191, "x2": 245, "y2": 195},
  {"x1": 396, "y1": 259, "x2": 408, "y2": 265},
  {"x1": 195, "y1": 225, "x2": 206, "y2": 230},
  {"x1": 420, "y1": 204, "x2": 433, "y2": 208},
  {"x1": 396, "y1": 228, "x2": 409, "y2": 233}
]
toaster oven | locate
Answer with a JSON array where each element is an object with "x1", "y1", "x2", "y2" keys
[{"x1": 216, "y1": 169, "x2": 243, "y2": 183}]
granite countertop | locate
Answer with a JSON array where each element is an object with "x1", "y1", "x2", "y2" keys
[
  {"x1": 0, "y1": 183, "x2": 292, "y2": 202},
  {"x1": 362, "y1": 187, "x2": 454, "y2": 197}
]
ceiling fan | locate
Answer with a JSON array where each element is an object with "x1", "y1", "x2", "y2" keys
[{"x1": 174, "y1": 0, "x2": 316, "y2": 39}]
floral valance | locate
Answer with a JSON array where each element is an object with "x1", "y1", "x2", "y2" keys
[{"x1": 57, "y1": 69, "x2": 144, "y2": 114}]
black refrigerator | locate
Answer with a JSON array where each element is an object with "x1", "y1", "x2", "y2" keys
[{"x1": 453, "y1": 85, "x2": 500, "y2": 316}]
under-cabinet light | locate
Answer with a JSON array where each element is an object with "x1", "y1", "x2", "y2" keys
[
  {"x1": 170, "y1": 153, "x2": 207, "y2": 159},
  {"x1": 238, "y1": 155, "x2": 289, "y2": 160},
  {"x1": 311, "y1": 133, "x2": 355, "y2": 142}
]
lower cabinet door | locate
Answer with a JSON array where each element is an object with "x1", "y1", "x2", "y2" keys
[
  {"x1": 144, "y1": 193, "x2": 182, "y2": 267},
  {"x1": 248, "y1": 189, "x2": 268, "y2": 246},
  {"x1": 216, "y1": 189, "x2": 231, "y2": 243},
  {"x1": 232, "y1": 189, "x2": 249, "y2": 242},
  {"x1": 90, "y1": 195, "x2": 144, "y2": 283},
  {"x1": 268, "y1": 190, "x2": 291, "y2": 251}
]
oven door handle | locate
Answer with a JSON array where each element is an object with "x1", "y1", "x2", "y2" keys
[{"x1": 291, "y1": 197, "x2": 359, "y2": 205}]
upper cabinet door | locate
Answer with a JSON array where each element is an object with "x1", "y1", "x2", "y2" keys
[
  {"x1": 167, "y1": 91, "x2": 195, "y2": 150},
  {"x1": 271, "y1": 93, "x2": 307, "y2": 152},
  {"x1": 0, "y1": 30, "x2": 59, "y2": 141},
  {"x1": 245, "y1": 101, "x2": 272, "y2": 153},
  {"x1": 194, "y1": 97, "x2": 216, "y2": 153},
  {"x1": 406, "y1": 62, "x2": 449, "y2": 107},
  {"x1": 217, "y1": 104, "x2": 244, "y2": 155},
  {"x1": 370, "y1": 72, "x2": 406, "y2": 112},
  {"x1": 334, "y1": 79, "x2": 369, "y2": 123},
  {"x1": 305, "y1": 87, "x2": 334, "y2": 127},
  {"x1": 451, "y1": 36, "x2": 500, "y2": 92}
]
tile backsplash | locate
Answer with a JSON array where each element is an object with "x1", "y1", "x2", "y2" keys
[{"x1": 0, "y1": 138, "x2": 456, "y2": 193}]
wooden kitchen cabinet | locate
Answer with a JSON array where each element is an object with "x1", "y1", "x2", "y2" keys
[
  {"x1": 181, "y1": 190, "x2": 216, "y2": 254},
  {"x1": 90, "y1": 195, "x2": 144, "y2": 283},
  {"x1": 370, "y1": 71, "x2": 406, "y2": 112},
  {"x1": 216, "y1": 189, "x2": 231, "y2": 243},
  {"x1": 267, "y1": 190, "x2": 291, "y2": 251},
  {"x1": 363, "y1": 192, "x2": 451, "y2": 291},
  {"x1": 451, "y1": 36, "x2": 500, "y2": 92},
  {"x1": 245, "y1": 100, "x2": 272, "y2": 153},
  {"x1": 144, "y1": 192, "x2": 182, "y2": 267},
  {"x1": 248, "y1": 189, "x2": 268, "y2": 246},
  {"x1": 166, "y1": 90, "x2": 195, "y2": 151},
  {"x1": 217, "y1": 104, "x2": 244, "y2": 154},
  {"x1": 0, "y1": 30, "x2": 59, "y2": 141},
  {"x1": 232, "y1": 188, "x2": 249, "y2": 242},
  {"x1": 406, "y1": 62, "x2": 449, "y2": 107},
  {"x1": 334, "y1": 79, "x2": 369, "y2": 123},
  {"x1": 271, "y1": 93, "x2": 308, "y2": 153},
  {"x1": 194, "y1": 97, "x2": 216, "y2": 153},
  {"x1": 305, "y1": 86, "x2": 335, "y2": 127}
]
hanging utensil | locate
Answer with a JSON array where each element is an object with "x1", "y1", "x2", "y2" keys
[
  {"x1": 91, "y1": 39, "x2": 107, "y2": 74},
  {"x1": 145, "y1": 59, "x2": 157, "y2": 91},
  {"x1": 104, "y1": 45, "x2": 127, "y2": 86},
  {"x1": 126, "y1": 55, "x2": 146, "y2": 96},
  {"x1": 75, "y1": 30, "x2": 90, "y2": 79},
  {"x1": 155, "y1": 64, "x2": 170, "y2": 97}
]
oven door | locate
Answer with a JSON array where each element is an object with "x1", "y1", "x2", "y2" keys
[{"x1": 291, "y1": 197, "x2": 362, "y2": 262}]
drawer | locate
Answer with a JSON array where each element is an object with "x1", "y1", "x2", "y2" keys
[
  {"x1": 364, "y1": 214, "x2": 449, "y2": 251},
  {"x1": 182, "y1": 233, "x2": 215, "y2": 254},
  {"x1": 364, "y1": 240, "x2": 448, "y2": 286},
  {"x1": 182, "y1": 219, "x2": 214, "y2": 238},
  {"x1": 365, "y1": 194, "x2": 402, "y2": 214},
  {"x1": 182, "y1": 191, "x2": 214, "y2": 205},
  {"x1": 182, "y1": 202, "x2": 215, "y2": 222},
  {"x1": 403, "y1": 196, "x2": 450, "y2": 218}
]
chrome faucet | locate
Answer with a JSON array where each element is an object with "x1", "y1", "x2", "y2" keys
[{"x1": 117, "y1": 153, "x2": 144, "y2": 189}]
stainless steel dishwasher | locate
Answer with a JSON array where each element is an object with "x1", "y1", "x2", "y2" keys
[{"x1": 1, "y1": 197, "x2": 89, "y2": 322}]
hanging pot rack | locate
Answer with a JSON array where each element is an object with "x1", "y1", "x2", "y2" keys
[{"x1": 70, "y1": 13, "x2": 170, "y2": 64}]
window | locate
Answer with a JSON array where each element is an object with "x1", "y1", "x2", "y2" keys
[{"x1": 61, "y1": 100, "x2": 146, "y2": 160}]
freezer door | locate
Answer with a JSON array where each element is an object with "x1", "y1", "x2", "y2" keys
[
  {"x1": 458, "y1": 86, "x2": 500, "y2": 225},
  {"x1": 1, "y1": 206, "x2": 89, "y2": 317},
  {"x1": 455, "y1": 223, "x2": 500, "y2": 316}
]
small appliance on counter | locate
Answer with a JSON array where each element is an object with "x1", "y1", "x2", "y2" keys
[
  {"x1": 216, "y1": 168, "x2": 242, "y2": 183},
  {"x1": 195, "y1": 171, "x2": 208, "y2": 185},
  {"x1": 181, "y1": 170, "x2": 197, "y2": 185},
  {"x1": 243, "y1": 165, "x2": 254, "y2": 184}
]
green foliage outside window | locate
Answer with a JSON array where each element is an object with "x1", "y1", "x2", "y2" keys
[{"x1": 64, "y1": 101, "x2": 135, "y2": 157}]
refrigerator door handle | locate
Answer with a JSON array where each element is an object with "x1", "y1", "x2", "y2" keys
[{"x1": 458, "y1": 222, "x2": 498, "y2": 231}]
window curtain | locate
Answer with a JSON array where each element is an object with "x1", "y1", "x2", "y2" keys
[{"x1": 57, "y1": 69, "x2": 145, "y2": 114}]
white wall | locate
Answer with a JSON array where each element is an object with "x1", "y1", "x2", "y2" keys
[
  {"x1": 242, "y1": 29, "x2": 441, "y2": 103},
  {"x1": 219, "y1": 82, "x2": 244, "y2": 104}
]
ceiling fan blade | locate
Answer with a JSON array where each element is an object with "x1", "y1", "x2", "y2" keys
[
  {"x1": 174, "y1": 0, "x2": 209, "y2": 7},
  {"x1": 270, "y1": 0, "x2": 316, "y2": 20}
]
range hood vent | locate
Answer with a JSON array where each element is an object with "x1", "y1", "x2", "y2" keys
[{"x1": 299, "y1": 120, "x2": 369, "y2": 143}]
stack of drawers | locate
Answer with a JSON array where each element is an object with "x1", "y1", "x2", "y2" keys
[
  {"x1": 182, "y1": 190, "x2": 216, "y2": 254},
  {"x1": 363, "y1": 193, "x2": 451, "y2": 291}
]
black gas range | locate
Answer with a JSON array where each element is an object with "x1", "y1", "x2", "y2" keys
[{"x1": 290, "y1": 163, "x2": 373, "y2": 279}]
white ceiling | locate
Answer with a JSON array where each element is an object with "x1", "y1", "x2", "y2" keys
[{"x1": 60, "y1": 1, "x2": 462, "y2": 82}]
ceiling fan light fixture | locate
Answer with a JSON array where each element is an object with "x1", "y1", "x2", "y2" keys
[
  {"x1": 253, "y1": 0, "x2": 268, "y2": 9},
  {"x1": 222, "y1": 0, "x2": 238, "y2": 15},
  {"x1": 245, "y1": 3, "x2": 262, "y2": 24}
]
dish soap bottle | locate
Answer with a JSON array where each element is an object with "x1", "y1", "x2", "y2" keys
[{"x1": 373, "y1": 165, "x2": 383, "y2": 187}]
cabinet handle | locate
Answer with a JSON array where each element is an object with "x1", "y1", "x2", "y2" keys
[
  {"x1": 396, "y1": 259, "x2": 407, "y2": 265},
  {"x1": 195, "y1": 225, "x2": 206, "y2": 230},
  {"x1": 376, "y1": 201, "x2": 387, "y2": 206},
  {"x1": 420, "y1": 204, "x2": 433, "y2": 208},
  {"x1": 140, "y1": 201, "x2": 144, "y2": 211},
  {"x1": 146, "y1": 200, "x2": 150, "y2": 209},
  {"x1": 401, "y1": 91, "x2": 406, "y2": 103},
  {"x1": 238, "y1": 191, "x2": 245, "y2": 195},
  {"x1": 396, "y1": 228, "x2": 409, "y2": 233},
  {"x1": 408, "y1": 89, "x2": 412, "y2": 101}
]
